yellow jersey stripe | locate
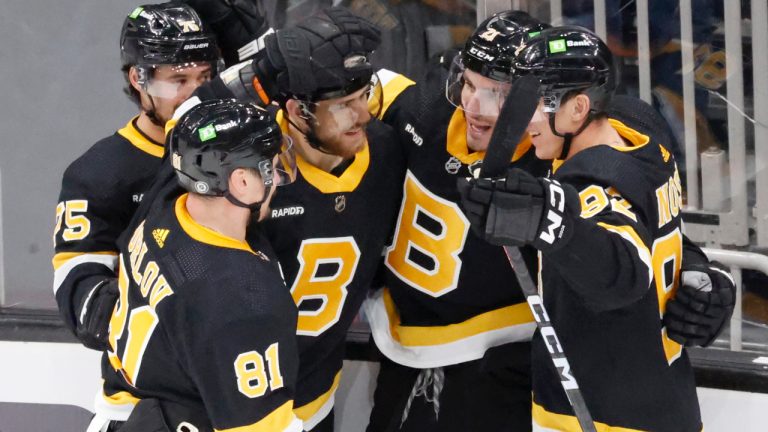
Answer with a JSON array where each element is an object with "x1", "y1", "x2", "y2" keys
[
  {"x1": 293, "y1": 371, "x2": 342, "y2": 425},
  {"x1": 52, "y1": 251, "x2": 117, "y2": 270},
  {"x1": 383, "y1": 288, "x2": 533, "y2": 346},
  {"x1": 215, "y1": 400, "x2": 301, "y2": 432},
  {"x1": 596, "y1": 222, "x2": 653, "y2": 287},
  {"x1": 533, "y1": 401, "x2": 647, "y2": 432},
  {"x1": 52, "y1": 252, "x2": 118, "y2": 295}
]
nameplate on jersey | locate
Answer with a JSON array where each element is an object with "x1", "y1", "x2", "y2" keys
[{"x1": 271, "y1": 206, "x2": 305, "y2": 219}]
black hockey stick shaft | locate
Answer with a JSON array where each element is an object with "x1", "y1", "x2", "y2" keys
[
  {"x1": 479, "y1": 74, "x2": 597, "y2": 432},
  {"x1": 502, "y1": 246, "x2": 597, "y2": 432}
]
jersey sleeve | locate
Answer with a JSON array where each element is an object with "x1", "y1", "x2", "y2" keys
[
  {"x1": 171, "y1": 271, "x2": 302, "y2": 432},
  {"x1": 53, "y1": 154, "x2": 128, "y2": 333},
  {"x1": 545, "y1": 178, "x2": 654, "y2": 311}
]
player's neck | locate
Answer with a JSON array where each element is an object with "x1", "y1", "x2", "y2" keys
[
  {"x1": 185, "y1": 194, "x2": 249, "y2": 242},
  {"x1": 135, "y1": 111, "x2": 166, "y2": 144},
  {"x1": 288, "y1": 127, "x2": 344, "y2": 173},
  {"x1": 566, "y1": 118, "x2": 624, "y2": 159}
]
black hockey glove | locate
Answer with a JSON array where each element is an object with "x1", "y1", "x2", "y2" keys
[
  {"x1": 181, "y1": 0, "x2": 270, "y2": 66},
  {"x1": 458, "y1": 168, "x2": 577, "y2": 250},
  {"x1": 202, "y1": 7, "x2": 382, "y2": 106},
  {"x1": 74, "y1": 278, "x2": 118, "y2": 351},
  {"x1": 664, "y1": 261, "x2": 736, "y2": 347}
]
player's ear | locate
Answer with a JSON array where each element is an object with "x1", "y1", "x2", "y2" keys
[
  {"x1": 571, "y1": 94, "x2": 591, "y2": 122},
  {"x1": 128, "y1": 67, "x2": 143, "y2": 93},
  {"x1": 285, "y1": 99, "x2": 310, "y2": 129},
  {"x1": 228, "y1": 168, "x2": 249, "y2": 199}
]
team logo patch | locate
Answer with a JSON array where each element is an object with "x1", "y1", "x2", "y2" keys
[
  {"x1": 335, "y1": 195, "x2": 346, "y2": 213},
  {"x1": 194, "y1": 181, "x2": 209, "y2": 194},
  {"x1": 445, "y1": 157, "x2": 462, "y2": 175},
  {"x1": 152, "y1": 228, "x2": 170, "y2": 248}
]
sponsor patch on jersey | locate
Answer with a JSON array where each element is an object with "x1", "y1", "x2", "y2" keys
[
  {"x1": 152, "y1": 228, "x2": 170, "y2": 248},
  {"x1": 404, "y1": 123, "x2": 423, "y2": 146},
  {"x1": 271, "y1": 205, "x2": 305, "y2": 219}
]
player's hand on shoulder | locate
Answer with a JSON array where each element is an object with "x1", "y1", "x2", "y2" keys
[
  {"x1": 74, "y1": 278, "x2": 119, "y2": 351},
  {"x1": 457, "y1": 167, "x2": 577, "y2": 250},
  {"x1": 664, "y1": 261, "x2": 736, "y2": 347}
]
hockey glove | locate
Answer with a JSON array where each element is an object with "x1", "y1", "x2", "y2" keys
[
  {"x1": 204, "y1": 7, "x2": 382, "y2": 107},
  {"x1": 181, "y1": 0, "x2": 270, "y2": 66},
  {"x1": 74, "y1": 278, "x2": 118, "y2": 351},
  {"x1": 664, "y1": 261, "x2": 736, "y2": 347},
  {"x1": 458, "y1": 168, "x2": 577, "y2": 250}
]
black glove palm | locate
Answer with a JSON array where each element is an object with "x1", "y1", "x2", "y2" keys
[{"x1": 664, "y1": 261, "x2": 736, "y2": 347}]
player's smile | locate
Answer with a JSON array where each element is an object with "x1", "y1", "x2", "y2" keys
[{"x1": 466, "y1": 115, "x2": 493, "y2": 138}]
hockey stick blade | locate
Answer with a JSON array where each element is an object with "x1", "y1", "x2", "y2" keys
[
  {"x1": 479, "y1": 74, "x2": 539, "y2": 178},
  {"x1": 479, "y1": 74, "x2": 597, "y2": 431}
]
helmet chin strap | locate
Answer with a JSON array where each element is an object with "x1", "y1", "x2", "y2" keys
[
  {"x1": 143, "y1": 93, "x2": 166, "y2": 128},
  {"x1": 548, "y1": 112, "x2": 594, "y2": 160},
  {"x1": 285, "y1": 114, "x2": 336, "y2": 156},
  {"x1": 224, "y1": 186, "x2": 271, "y2": 215}
]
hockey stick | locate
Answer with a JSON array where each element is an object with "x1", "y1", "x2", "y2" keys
[{"x1": 479, "y1": 74, "x2": 597, "y2": 432}]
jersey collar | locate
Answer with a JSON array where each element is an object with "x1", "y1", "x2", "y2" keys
[
  {"x1": 118, "y1": 116, "x2": 165, "y2": 158},
  {"x1": 447, "y1": 108, "x2": 533, "y2": 167},
  {"x1": 550, "y1": 118, "x2": 654, "y2": 174},
  {"x1": 276, "y1": 110, "x2": 370, "y2": 193},
  {"x1": 175, "y1": 194, "x2": 256, "y2": 254}
]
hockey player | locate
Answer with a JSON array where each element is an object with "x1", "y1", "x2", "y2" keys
[
  {"x1": 88, "y1": 99, "x2": 302, "y2": 432},
  {"x1": 459, "y1": 27, "x2": 702, "y2": 431},
  {"x1": 254, "y1": 15, "x2": 405, "y2": 431},
  {"x1": 363, "y1": 11, "x2": 549, "y2": 431},
  {"x1": 365, "y1": 10, "x2": 733, "y2": 432},
  {"x1": 53, "y1": 2, "x2": 221, "y2": 351},
  {"x1": 116, "y1": 8, "x2": 403, "y2": 430}
]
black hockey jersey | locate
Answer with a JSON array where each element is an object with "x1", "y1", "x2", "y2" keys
[
  {"x1": 261, "y1": 111, "x2": 404, "y2": 428},
  {"x1": 364, "y1": 67, "x2": 547, "y2": 368},
  {"x1": 96, "y1": 188, "x2": 302, "y2": 432},
  {"x1": 53, "y1": 118, "x2": 164, "y2": 334},
  {"x1": 531, "y1": 120, "x2": 701, "y2": 431}
]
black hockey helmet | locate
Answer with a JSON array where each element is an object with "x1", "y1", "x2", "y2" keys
[
  {"x1": 120, "y1": 2, "x2": 221, "y2": 69},
  {"x1": 446, "y1": 11, "x2": 549, "y2": 116},
  {"x1": 513, "y1": 26, "x2": 617, "y2": 114},
  {"x1": 169, "y1": 99, "x2": 295, "y2": 202},
  {"x1": 462, "y1": 10, "x2": 550, "y2": 82}
]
